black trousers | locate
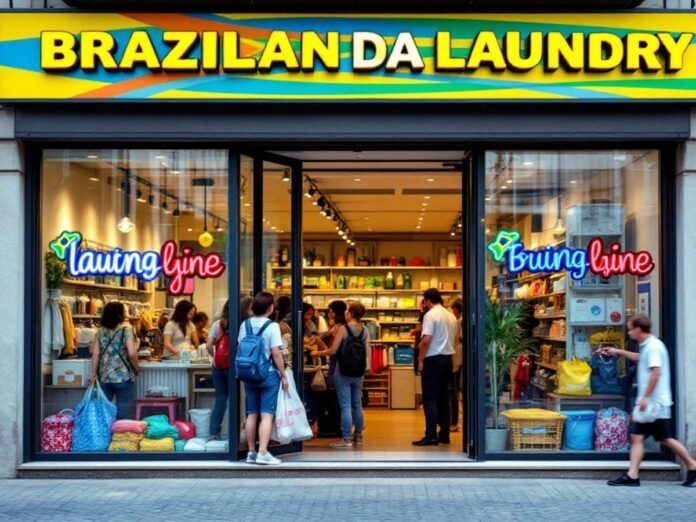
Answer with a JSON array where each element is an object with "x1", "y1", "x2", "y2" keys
[
  {"x1": 449, "y1": 370, "x2": 460, "y2": 426},
  {"x1": 421, "y1": 354, "x2": 453, "y2": 440}
]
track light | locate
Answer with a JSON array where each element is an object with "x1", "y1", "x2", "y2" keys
[
  {"x1": 305, "y1": 186, "x2": 316, "y2": 198},
  {"x1": 172, "y1": 200, "x2": 181, "y2": 217},
  {"x1": 148, "y1": 190, "x2": 157, "y2": 208},
  {"x1": 162, "y1": 198, "x2": 170, "y2": 214},
  {"x1": 324, "y1": 208, "x2": 332, "y2": 219},
  {"x1": 136, "y1": 188, "x2": 147, "y2": 203},
  {"x1": 282, "y1": 170, "x2": 290, "y2": 182}
]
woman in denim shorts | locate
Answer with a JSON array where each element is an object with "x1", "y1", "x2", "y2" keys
[{"x1": 238, "y1": 292, "x2": 289, "y2": 465}]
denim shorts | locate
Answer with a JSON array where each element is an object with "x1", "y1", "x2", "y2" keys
[{"x1": 244, "y1": 370, "x2": 281, "y2": 415}]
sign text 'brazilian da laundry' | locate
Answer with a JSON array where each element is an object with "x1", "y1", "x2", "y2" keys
[{"x1": 41, "y1": 30, "x2": 693, "y2": 74}]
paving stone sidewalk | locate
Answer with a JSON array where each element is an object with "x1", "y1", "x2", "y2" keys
[{"x1": 0, "y1": 477, "x2": 693, "y2": 521}]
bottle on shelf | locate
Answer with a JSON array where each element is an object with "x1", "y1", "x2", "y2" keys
[
  {"x1": 385, "y1": 271, "x2": 395, "y2": 290},
  {"x1": 447, "y1": 248, "x2": 457, "y2": 268},
  {"x1": 280, "y1": 247, "x2": 289, "y2": 266},
  {"x1": 439, "y1": 247, "x2": 447, "y2": 267},
  {"x1": 336, "y1": 255, "x2": 346, "y2": 267},
  {"x1": 404, "y1": 272, "x2": 412, "y2": 290},
  {"x1": 347, "y1": 248, "x2": 356, "y2": 267},
  {"x1": 395, "y1": 272, "x2": 404, "y2": 289},
  {"x1": 456, "y1": 247, "x2": 462, "y2": 267}
]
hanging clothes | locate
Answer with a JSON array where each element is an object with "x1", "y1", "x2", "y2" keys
[
  {"x1": 514, "y1": 354, "x2": 532, "y2": 401},
  {"x1": 59, "y1": 301, "x2": 76, "y2": 356},
  {"x1": 42, "y1": 292, "x2": 64, "y2": 361}
]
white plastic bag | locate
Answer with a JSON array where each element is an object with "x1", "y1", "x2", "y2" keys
[
  {"x1": 188, "y1": 408, "x2": 211, "y2": 439},
  {"x1": 272, "y1": 373, "x2": 313, "y2": 444},
  {"x1": 183, "y1": 437, "x2": 207, "y2": 452}
]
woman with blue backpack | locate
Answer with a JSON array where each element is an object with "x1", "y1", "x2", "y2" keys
[
  {"x1": 236, "y1": 291, "x2": 288, "y2": 465},
  {"x1": 327, "y1": 301, "x2": 371, "y2": 449}
]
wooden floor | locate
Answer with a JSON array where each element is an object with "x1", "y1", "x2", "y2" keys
[{"x1": 304, "y1": 407, "x2": 464, "y2": 453}]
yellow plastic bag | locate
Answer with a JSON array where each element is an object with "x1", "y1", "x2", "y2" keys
[
  {"x1": 108, "y1": 440, "x2": 140, "y2": 452},
  {"x1": 557, "y1": 358, "x2": 592, "y2": 396},
  {"x1": 111, "y1": 432, "x2": 144, "y2": 443},
  {"x1": 140, "y1": 437, "x2": 175, "y2": 452}
]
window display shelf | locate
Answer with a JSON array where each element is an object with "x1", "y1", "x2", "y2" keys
[
  {"x1": 535, "y1": 361, "x2": 559, "y2": 371},
  {"x1": 526, "y1": 292, "x2": 565, "y2": 301},
  {"x1": 304, "y1": 289, "x2": 460, "y2": 294},
  {"x1": 273, "y1": 266, "x2": 462, "y2": 271},
  {"x1": 570, "y1": 285, "x2": 622, "y2": 292},
  {"x1": 63, "y1": 280, "x2": 151, "y2": 295},
  {"x1": 377, "y1": 320, "x2": 420, "y2": 325},
  {"x1": 534, "y1": 336, "x2": 567, "y2": 342},
  {"x1": 534, "y1": 313, "x2": 566, "y2": 320}
]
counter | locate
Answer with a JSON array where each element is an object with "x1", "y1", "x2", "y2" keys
[{"x1": 137, "y1": 361, "x2": 214, "y2": 413}]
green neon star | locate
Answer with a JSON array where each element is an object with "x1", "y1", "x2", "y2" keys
[
  {"x1": 486, "y1": 229, "x2": 521, "y2": 263},
  {"x1": 49, "y1": 231, "x2": 83, "y2": 261}
]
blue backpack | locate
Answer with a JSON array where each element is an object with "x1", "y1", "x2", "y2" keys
[{"x1": 235, "y1": 319, "x2": 273, "y2": 383}]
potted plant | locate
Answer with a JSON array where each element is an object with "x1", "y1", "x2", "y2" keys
[
  {"x1": 45, "y1": 251, "x2": 67, "y2": 296},
  {"x1": 485, "y1": 298, "x2": 532, "y2": 451}
]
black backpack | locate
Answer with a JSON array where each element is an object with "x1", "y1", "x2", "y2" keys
[{"x1": 338, "y1": 324, "x2": 367, "y2": 377}]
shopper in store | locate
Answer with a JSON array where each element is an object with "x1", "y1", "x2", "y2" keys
[
  {"x1": 327, "y1": 301, "x2": 371, "y2": 449},
  {"x1": 239, "y1": 291, "x2": 289, "y2": 465},
  {"x1": 192, "y1": 311, "x2": 210, "y2": 344},
  {"x1": 89, "y1": 301, "x2": 140, "y2": 420},
  {"x1": 163, "y1": 300, "x2": 199, "y2": 360},
  {"x1": 240, "y1": 296, "x2": 254, "y2": 324},
  {"x1": 206, "y1": 301, "x2": 229, "y2": 441},
  {"x1": 604, "y1": 315, "x2": 696, "y2": 487},
  {"x1": 449, "y1": 299, "x2": 464, "y2": 433},
  {"x1": 274, "y1": 295, "x2": 293, "y2": 367},
  {"x1": 413, "y1": 289, "x2": 458, "y2": 447}
]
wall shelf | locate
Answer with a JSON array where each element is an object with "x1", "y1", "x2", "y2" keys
[{"x1": 63, "y1": 280, "x2": 151, "y2": 295}]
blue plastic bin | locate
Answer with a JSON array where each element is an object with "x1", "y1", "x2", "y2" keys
[
  {"x1": 393, "y1": 346, "x2": 414, "y2": 365},
  {"x1": 561, "y1": 410, "x2": 596, "y2": 450}
]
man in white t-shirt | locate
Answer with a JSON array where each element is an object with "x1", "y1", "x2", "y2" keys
[
  {"x1": 604, "y1": 315, "x2": 696, "y2": 487},
  {"x1": 412, "y1": 289, "x2": 458, "y2": 446}
]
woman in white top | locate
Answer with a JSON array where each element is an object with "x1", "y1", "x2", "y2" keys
[
  {"x1": 163, "y1": 300, "x2": 199, "y2": 360},
  {"x1": 239, "y1": 291, "x2": 288, "y2": 465}
]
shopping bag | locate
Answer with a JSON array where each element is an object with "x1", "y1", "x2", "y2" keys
[
  {"x1": 590, "y1": 354, "x2": 623, "y2": 394},
  {"x1": 311, "y1": 368, "x2": 327, "y2": 392},
  {"x1": 557, "y1": 358, "x2": 592, "y2": 396},
  {"x1": 72, "y1": 382, "x2": 117, "y2": 452},
  {"x1": 41, "y1": 409, "x2": 75, "y2": 452},
  {"x1": 272, "y1": 373, "x2": 313, "y2": 444}
]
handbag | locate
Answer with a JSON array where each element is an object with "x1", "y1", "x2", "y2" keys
[
  {"x1": 557, "y1": 357, "x2": 592, "y2": 396},
  {"x1": 311, "y1": 367, "x2": 327, "y2": 392},
  {"x1": 590, "y1": 353, "x2": 623, "y2": 394}
]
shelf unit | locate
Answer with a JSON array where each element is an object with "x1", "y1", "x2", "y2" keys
[
  {"x1": 63, "y1": 279, "x2": 151, "y2": 295},
  {"x1": 363, "y1": 371, "x2": 390, "y2": 408}
]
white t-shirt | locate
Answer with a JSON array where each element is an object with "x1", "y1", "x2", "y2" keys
[
  {"x1": 237, "y1": 317, "x2": 283, "y2": 372},
  {"x1": 163, "y1": 320, "x2": 195, "y2": 360},
  {"x1": 421, "y1": 304, "x2": 458, "y2": 358},
  {"x1": 637, "y1": 335, "x2": 673, "y2": 419}
]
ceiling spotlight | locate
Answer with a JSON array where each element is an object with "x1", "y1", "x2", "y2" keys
[
  {"x1": 305, "y1": 186, "x2": 316, "y2": 198},
  {"x1": 424, "y1": 196, "x2": 431, "y2": 199},
  {"x1": 155, "y1": 155, "x2": 167, "y2": 160},
  {"x1": 450, "y1": 229, "x2": 456, "y2": 237},
  {"x1": 136, "y1": 189, "x2": 147, "y2": 203},
  {"x1": 613, "y1": 154, "x2": 627, "y2": 161},
  {"x1": 317, "y1": 196, "x2": 326, "y2": 208},
  {"x1": 416, "y1": 226, "x2": 421, "y2": 230},
  {"x1": 570, "y1": 180, "x2": 578, "y2": 184},
  {"x1": 458, "y1": 222, "x2": 462, "y2": 228},
  {"x1": 353, "y1": 178, "x2": 361, "y2": 182},
  {"x1": 332, "y1": 214, "x2": 340, "y2": 222},
  {"x1": 86, "y1": 154, "x2": 98, "y2": 159},
  {"x1": 522, "y1": 160, "x2": 534, "y2": 167},
  {"x1": 501, "y1": 185, "x2": 508, "y2": 189},
  {"x1": 187, "y1": 227, "x2": 193, "y2": 232},
  {"x1": 350, "y1": 241, "x2": 356, "y2": 246},
  {"x1": 282, "y1": 170, "x2": 290, "y2": 182},
  {"x1": 427, "y1": 178, "x2": 435, "y2": 182},
  {"x1": 161, "y1": 198, "x2": 170, "y2": 214},
  {"x1": 172, "y1": 201, "x2": 181, "y2": 217},
  {"x1": 216, "y1": 223, "x2": 224, "y2": 232},
  {"x1": 484, "y1": 196, "x2": 492, "y2": 202},
  {"x1": 325, "y1": 209, "x2": 332, "y2": 220},
  {"x1": 148, "y1": 191, "x2": 158, "y2": 208},
  {"x1": 507, "y1": 179, "x2": 513, "y2": 184},
  {"x1": 89, "y1": 177, "x2": 99, "y2": 182}
]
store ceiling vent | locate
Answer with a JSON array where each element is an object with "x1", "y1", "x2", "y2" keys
[{"x1": 328, "y1": 189, "x2": 395, "y2": 195}]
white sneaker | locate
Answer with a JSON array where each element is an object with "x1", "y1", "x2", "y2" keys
[
  {"x1": 255, "y1": 452, "x2": 282, "y2": 465},
  {"x1": 246, "y1": 451, "x2": 257, "y2": 464}
]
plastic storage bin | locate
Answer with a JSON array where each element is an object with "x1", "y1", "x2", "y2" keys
[
  {"x1": 562, "y1": 410, "x2": 596, "y2": 450},
  {"x1": 393, "y1": 345, "x2": 414, "y2": 365},
  {"x1": 52, "y1": 359, "x2": 92, "y2": 386},
  {"x1": 502, "y1": 408, "x2": 566, "y2": 451}
]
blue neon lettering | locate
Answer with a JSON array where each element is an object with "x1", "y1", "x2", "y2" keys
[
  {"x1": 65, "y1": 242, "x2": 162, "y2": 281},
  {"x1": 504, "y1": 241, "x2": 589, "y2": 280}
]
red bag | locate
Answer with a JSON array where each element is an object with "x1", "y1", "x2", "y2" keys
[
  {"x1": 41, "y1": 409, "x2": 75, "y2": 452},
  {"x1": 213, "y1": 330, "x2": 230, "y2": 370},
  {"x1": 173, "y1": 420, "x2": 196, "y2": 440}
]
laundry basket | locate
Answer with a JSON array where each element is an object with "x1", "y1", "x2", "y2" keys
[{"x1": 502, "y1": 408, "x2": 566, "y2": 451}]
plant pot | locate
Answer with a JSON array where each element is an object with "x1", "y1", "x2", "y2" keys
[{"x1": 486, "y1": 428, "x2": 509, "y2": 452}]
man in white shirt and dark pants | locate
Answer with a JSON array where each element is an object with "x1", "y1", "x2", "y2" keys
[
  {"x1": 413, "y1": 289, "x2": 459, "y2": 446},
  {"x1": 604, "y1": 314, "x2": 696, "y2": 487}
]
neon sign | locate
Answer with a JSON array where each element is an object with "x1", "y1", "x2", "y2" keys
[
  {"x1": 49, "y1": 231, "x2": 226, "y2": 296},
  {"x1": 487, "y1": 230, "x2": 654, "y2": 280}
]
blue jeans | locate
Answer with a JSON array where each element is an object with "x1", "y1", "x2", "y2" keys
[
  {"x1": 244, "y1": 371, "x2": 281, "y2": 415},
  {"x1": 101, "y1": 380, "x2": 135, "y2": 420},
  {"x1": 334, "y1": 371, "x2": 364, "y2": 439},
  {"x1": 210, "y1": 368, "x2": 229, "y2": 437}
]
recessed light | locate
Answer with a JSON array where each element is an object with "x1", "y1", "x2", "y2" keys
[
  {"x1": 271, "y1": 226, "x2": 277, "y2": 230},
  {"x1": 485, "y1": 228, "x2": 491, "y2": 234},
  {"x1": 354, "y1": 178, "x2": 361, "y2": 182},
  {"x1": 507, "y1": 179, "x2": 513, "y2": 184},
  {"x1": 86, "y1": 155, "x2": 98, "y2": 159},
  {"x1": 89, "y1": 177, "x2": 99, "y2": 182},
  {"x1": 570, "y1": 180, "x2": 577, "y2": 184},
  {"x1": 416, "y1": 226, "x2": 421, "y2": 230},
  {"x1": 485, "y1": 196, "x2": 492, "y2": 201},
  {"x1": 160, "y1": 161, "x2": 169, "y2": 168},
  {"x1": 155, "y1": 155, "x2": 167, "y2": 160},
  {"x1": 501, "y1": 185, "x2": 508, "y2": 189},
  {"x1": 424, "y1": 196, "x2": 431, "y2": 199},
  {"x1": 187, "y1": 228, "x2": 193, "y2": 232},
  {"x1": 613, "y1": 154, "x2": 627, "y2": 161},
  {"x1": 170, "y1": 169, "x2": 181, "y2": 175},
  {"x1": 422, "y1": 203, "x2": 428, "y2": 207},
  {"x1": 244, "y1": 202, "x2": 251, "y2": 207},
  {"x1": 427, "y1": 178, "x2": 435, "y2": 182},
  {"x1": 522, "y1": 161, "x2": 534, "y2": 167}
]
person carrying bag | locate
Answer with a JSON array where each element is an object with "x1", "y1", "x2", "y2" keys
[{"x1": 90, "y1": 302, "x2": 140, "y2": 421}]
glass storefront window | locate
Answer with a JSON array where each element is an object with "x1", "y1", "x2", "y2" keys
[
  {"x1": 40, "y1": 149, "x2": 229, "y2": 454},
  {"x1": 484, "y1": 150, "x2": 661, "y2": 454}
]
